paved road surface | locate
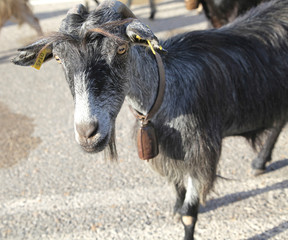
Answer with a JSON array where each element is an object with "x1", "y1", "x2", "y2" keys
[{"x1": 0, "y1": 0, "x2": 287, "y2": 239}]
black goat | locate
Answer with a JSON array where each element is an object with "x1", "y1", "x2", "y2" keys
[
  {"x1": 12, "y1": 0, "x2": 288, "y2": 239},
  {"x1": 199, "y1": 0, "x2": 268, "y2": 28}
]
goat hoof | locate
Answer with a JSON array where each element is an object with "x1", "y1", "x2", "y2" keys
[
  {"x1": 149, "y1": 12, "x2": 155, "y2": 20},
  {"x1": 251, "y1": 158, "x2": 268, "y2": 176},
  {"x1": 252, "y1": 168, "x2": 266, "y2": 176}
]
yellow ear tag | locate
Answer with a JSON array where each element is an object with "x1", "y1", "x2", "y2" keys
[
  {"x1": 147, "y1": 40, "x2": 156, "y2": 55},
  {"x1": 32, "y1": 48, "x2": 50, "y2": 70},
  {"x1": 136, "y1": 35, "x2": 159, "y2": 55}
]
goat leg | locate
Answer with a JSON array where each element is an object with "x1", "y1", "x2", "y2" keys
[
  {"x1": 21, "y1": 4, "x2": 43, "y2": 36},
  {"x1": 252, "y1": 121, "x2": 285, "y2": 175},
  {"x1": 149, "y1": 0, "x2": 156, "y2": 20},
  {"x1": 173, "y1": 181, "x2": 186, "y2": 221},
  {"x1": 180, "y1": 176, "x2": 199, "y2": 240}
]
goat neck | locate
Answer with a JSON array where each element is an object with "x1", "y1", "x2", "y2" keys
[{"x1": 126, "y1": 46, "x2": 163, "y2": 117}]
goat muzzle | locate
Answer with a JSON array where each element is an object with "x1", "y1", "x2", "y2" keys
[{"x1": 76, "y1": 121, "x2": 98, "y2": 140}]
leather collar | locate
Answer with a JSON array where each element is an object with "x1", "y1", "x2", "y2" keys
[{"x1": 130, "y1": 51, "x2": 166, "y2": 124}]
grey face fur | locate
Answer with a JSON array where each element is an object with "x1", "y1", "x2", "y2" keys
[{"x1": 53, "y1": 32, "x2": 130, "y2": 153}]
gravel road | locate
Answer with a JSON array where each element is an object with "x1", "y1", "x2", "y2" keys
[{"x1": 0, "y1": 0, "x2": 287, "y2": 239}]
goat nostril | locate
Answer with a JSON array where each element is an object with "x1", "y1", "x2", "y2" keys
[{"x1": 76, "y1": 121, "x2": 98, "y2": 139}]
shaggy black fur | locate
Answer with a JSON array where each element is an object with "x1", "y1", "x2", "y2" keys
[{"x1": 200, "y1": 0, "x2": 269, "y2": 27}]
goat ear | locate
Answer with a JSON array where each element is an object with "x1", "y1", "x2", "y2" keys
[
  {"x1": 12, "y1": 38, "x2": 53, "y2": 68},
  {"x1": 126, "y1": 19, "x2": 162, "y2": 50}
]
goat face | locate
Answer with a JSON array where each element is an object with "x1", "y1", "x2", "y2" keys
[
  {"x1": 12, "y1": 0, "x2": 160, "y2": 154},
  {"x1": 54, "y1": 37, "x2": 130, "y2": 153}
]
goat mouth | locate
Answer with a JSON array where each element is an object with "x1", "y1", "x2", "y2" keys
[{"x1": 79, "y1": 134, "x2": 110, "y2": 153}]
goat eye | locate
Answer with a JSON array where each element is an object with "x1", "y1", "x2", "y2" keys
[
  {"x1": 54, "y1": 55, "x2": 62, "y2": 64},
  {"x1": 117, "y1": 45, "x2": 127, "y2": 55}
]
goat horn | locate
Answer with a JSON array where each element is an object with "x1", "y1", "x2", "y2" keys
[{"x1": 98, "y1": 0, "x2": 136, "y2": 18}]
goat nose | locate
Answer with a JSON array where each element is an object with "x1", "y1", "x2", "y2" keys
[{"x1": 76, "y1": 121, "x2": 98, "y2": 139}]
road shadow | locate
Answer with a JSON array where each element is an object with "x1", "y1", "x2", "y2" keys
[
  {"x1": 144, "y1": 14, "x2": 206, "y2": 33},
  {"x1": 200, "y1": 179, "x2": 288, "y2": 214},
  {"x1": 246, "y1": 221, "x2": 288, "y2": 240},
  {"x1": 132, "y1": 0, "x2": 185, "y2": 11},
  {"x1": 266, "y1": 158, "x2": 288, "y2": 173},
  {"x1": 137, "y1": 9, "x2": 207, "y2": 34}
]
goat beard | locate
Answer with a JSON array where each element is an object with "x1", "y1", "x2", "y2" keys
[{"x1": 104, "y1": 128, "x2": 118, "y2": 161}]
